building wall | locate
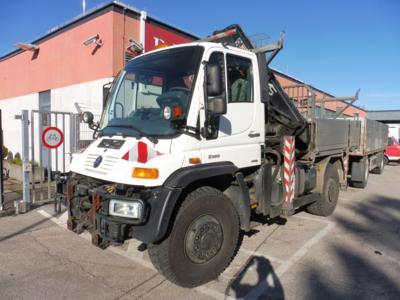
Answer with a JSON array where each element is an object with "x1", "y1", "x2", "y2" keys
[
  {"x1": 0, "y1": 78, "x2": 112, "y2": 157},
  {"x1": 0, "y1": 11, "x2": 115, "y2": 101},
  {"x1": 0, "y1": 94, "x2": 38, "y2": 155},
  {"x1": 144, "y1": 21, "x2": 193, "y2": 51}
]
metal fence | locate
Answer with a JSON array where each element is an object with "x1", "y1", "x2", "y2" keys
[{"x1": 17, "y1": 109, "x2": 81, "y2": 212}]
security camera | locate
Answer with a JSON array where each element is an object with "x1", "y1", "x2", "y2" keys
[
  {"x1": 128, "y1": 37, "x2": 143, "y2": 52},
  {"x1": 83, "y1": 34, "x2": 102, "y2": 46}
]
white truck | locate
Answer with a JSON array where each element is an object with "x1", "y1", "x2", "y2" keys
[{"x1": 57, "y1": 25, "x2": 387, "y2": 287}]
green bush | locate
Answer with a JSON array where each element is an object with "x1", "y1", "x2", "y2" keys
[
  {"x1": 2, "y1": 145, "x2": 8, "y2": 159},
  {"x1": 12, "y1": 158, "x2": 23, "y2": 166}
]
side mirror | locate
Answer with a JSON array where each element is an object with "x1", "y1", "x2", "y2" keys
[
  {"x1": 82, "y1": 111, "x2": 94, "y2": 124},
  {"x1": 207, "y1": 97, "x2": 226, "y2": 116},
  {"x1": 206, "y1": 64, "x2": 223, "y2": 97}
]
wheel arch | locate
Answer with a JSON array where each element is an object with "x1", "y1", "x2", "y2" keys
[
  {"x1": 313, "y1": 155, "x2": 343, "y2": 193},
  {"x1": 159, "y1": 162, "x2": 251, "y2": 242}
]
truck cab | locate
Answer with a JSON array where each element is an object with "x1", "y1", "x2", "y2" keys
[{"x1": 71, "y1": 43, "x2": 265, "y2": 186}]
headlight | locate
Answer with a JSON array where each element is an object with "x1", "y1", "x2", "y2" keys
[{"x1": 109, "y1": 199, "x2": 143, "y2": 219}]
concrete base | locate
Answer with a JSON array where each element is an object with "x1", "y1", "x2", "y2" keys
[{"x1": 14, "y1": 200, "x2": 30, "y2": 214}]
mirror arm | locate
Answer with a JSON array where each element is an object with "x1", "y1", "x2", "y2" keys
[
  {"x1": 90, "y1": 122, "x2": 100, "y2": 139},
  {"x1": 202, "y1": 60, "x2": 211, "y2": 138}
]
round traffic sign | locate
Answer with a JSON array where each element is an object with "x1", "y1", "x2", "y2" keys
[{"x1": 42, "y1": 127, "x2": 64, "y2": 149}]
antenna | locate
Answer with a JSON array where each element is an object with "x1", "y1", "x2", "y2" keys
[{"x1": 82, "y1": 0, "x2": 86, "y2": 14}]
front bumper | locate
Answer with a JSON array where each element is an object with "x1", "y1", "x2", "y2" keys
[
  {"x1": 387, "y1": 156, "x2": 400, "y2": 161},
  {"x1": 95, "y1": 186, "x2": 181, "y2": 244}
]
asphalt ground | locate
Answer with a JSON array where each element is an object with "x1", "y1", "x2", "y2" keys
[{"x1": 0, "y1": 163, "x2": 399, "y2": 299}]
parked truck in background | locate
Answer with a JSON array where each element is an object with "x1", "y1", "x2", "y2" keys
[
  {"x1": 57, "y1": 25, "x2": 388, "y2": 287},
  {"x1": 388, "y1": 125, "x2": 400, "y2": 143},
  {"x1": 386, "y1": 136, "x2": 400, "y2": 163},
  {"x1": 385, "y1": 125, "x2": 400, "y2": 163}
]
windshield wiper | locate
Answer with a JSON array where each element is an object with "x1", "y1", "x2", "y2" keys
[{"x1": 101, "y1": 124, "x2": 158, "y2": 144}]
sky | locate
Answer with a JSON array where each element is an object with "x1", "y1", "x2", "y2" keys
[{"x1": 1, "y1": 0, "x2": 399, "y2": 110}]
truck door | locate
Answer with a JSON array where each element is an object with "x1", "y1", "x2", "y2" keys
[{"x1": 200, "y1": 50, "x2": 262, "y2": 168}]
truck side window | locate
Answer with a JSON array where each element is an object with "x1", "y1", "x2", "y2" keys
[
  {"x1": 208, "y1": 52, "x2": 226, "y2": 101},
  {"x1": 227, "y1": 55, "x2": 253, "y2": 103}
]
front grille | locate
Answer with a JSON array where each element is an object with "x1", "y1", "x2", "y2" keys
[{"x1": 84, "y1": 154, "x2": 119, "y2": 174}]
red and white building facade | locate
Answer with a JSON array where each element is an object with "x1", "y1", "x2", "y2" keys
[{"x1": 0, "y1": 1, "x2": 366, "y2": 153}]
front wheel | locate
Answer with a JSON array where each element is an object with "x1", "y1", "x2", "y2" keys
[{"x1": 148, "y1": 187, "x2": 240, "y2": 288}]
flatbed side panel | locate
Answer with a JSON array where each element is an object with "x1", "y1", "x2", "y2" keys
[
  {"x1": 314, "y1": 119, "x2": 349, "y2": 156},
  {"x1": 348, "y1": 120, "x2": 361, "y2": 151},
  {"x1": 365, "y1": 119, "x2": 388, "y2": 154}
]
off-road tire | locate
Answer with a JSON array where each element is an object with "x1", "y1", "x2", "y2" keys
[
  {"x1": 351, "y1": 158, "x2": 369, "y2": 189},
  {"x1": 148, "y1": 186, "x2": 240, "y2": 288},
  {"x1": 383, "y1": 155, "x2": 389, "y2": 165},
  {"x1": 307, "y1": 164, "x2": 339, "y2": 216},
  {"x1": 371, "y1": 153, "x2": 384, "y2": 175}
]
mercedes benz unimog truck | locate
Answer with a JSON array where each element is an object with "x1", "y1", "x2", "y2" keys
[{"x1": 57, "y1": 25, "x2": 387, "y2": 287}]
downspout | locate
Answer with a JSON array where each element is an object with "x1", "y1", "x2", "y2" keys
[
  {"x1": 140, "y1": 10, "x2": 147, "y2": 53},
  {"x1": 122, "y1": 7, "x2": 126, "y2": 67}
]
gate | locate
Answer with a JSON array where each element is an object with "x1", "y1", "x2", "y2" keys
[{"x1": 17, "y1": 109, "x2": 81, "y2": 212}]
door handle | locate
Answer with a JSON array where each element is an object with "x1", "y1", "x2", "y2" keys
[{"x1": 248, "y1": 132, "x2": 260, "y2": 138}]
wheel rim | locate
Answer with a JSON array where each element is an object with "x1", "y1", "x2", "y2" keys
[
  {"x1": 184, "y1": 215, "x2": 223, "y2": 264},
  {"x1": 327, "y1": 179, "x2": 338, "y2": 203}
]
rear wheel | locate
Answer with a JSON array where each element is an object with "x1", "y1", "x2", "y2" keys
[
  {"x1": 148, "y1": 187, "x2": 240, "y2": 288},
  {"x1": 383, "y1": 155, "x2": 389, "y2": 165},
  {"x1": 351, "y1": 158, "x2": 369, "y2": 188},
  {"x1": 371, "y1": 153, "x2": 384, "y2": 175},
  {"x1": 307, "y1": 164, "x2": 339, "y2": 216}
]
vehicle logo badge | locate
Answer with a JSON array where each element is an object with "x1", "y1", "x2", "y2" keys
[{"x1": 93, "y1": 156, "x2": 103, "y2": 168}]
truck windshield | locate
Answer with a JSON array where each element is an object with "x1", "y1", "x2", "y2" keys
[{"x1": 99, "y1": 46, "x2": 204, "y2": 138}]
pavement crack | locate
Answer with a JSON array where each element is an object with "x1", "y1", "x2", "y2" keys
[
  {"x1": 26, "y1": 233, "x2": 118, "y2": 291},
  {"x1": 135, "y1": 278, "x2": 166, "y2": 299},
  {"x1": 112, "y1": 273, "x2": 159, "y2": 300}
]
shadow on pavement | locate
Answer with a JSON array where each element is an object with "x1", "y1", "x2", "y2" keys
[
  {"x1": 0, "y1": 211, "x2": 58, "y2": 243},
  {"x1": 304, "y1": 194, "x2": 400, "y2": 299},
  {"x1": 227, "y1": 255, "x2": 284, "y2": 300}
]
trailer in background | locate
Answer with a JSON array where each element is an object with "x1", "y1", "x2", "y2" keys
[
  {"x1": 348, "y1": 119, "x2": 388, "y2": 188},
  {"x1": 284, "y1": 84, "x2": 388, "y2": 189}
]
